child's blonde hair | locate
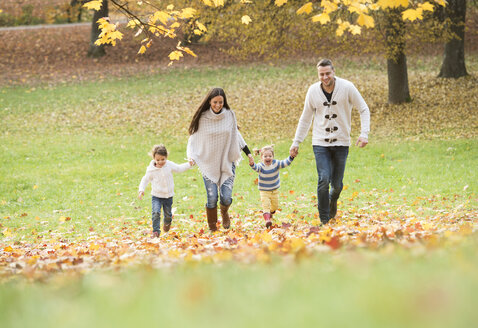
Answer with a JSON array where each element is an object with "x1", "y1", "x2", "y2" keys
[
  {"x1": 149, "y1": 144, "x2": 168, "y2": 158},
  {"x1": 253, "y1": 145, "x2": 274, "y2": 157}
]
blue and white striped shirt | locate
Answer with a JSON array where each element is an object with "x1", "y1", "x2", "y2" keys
[{"x1": 250, "y1": 156, "x2": 294, "y2": 191}]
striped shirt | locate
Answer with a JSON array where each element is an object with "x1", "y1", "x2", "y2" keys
[{"x1": 250, "y1": 156, "x2": 294, "y2": 191}]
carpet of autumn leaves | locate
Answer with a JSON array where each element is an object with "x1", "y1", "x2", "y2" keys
[{"x1": 1, "y1": 191, "x2": 476, "y2": 282}]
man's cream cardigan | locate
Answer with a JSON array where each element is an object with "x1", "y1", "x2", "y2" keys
[{"x1": 292, "y1": 77, "x2": 370, "y2": 148}]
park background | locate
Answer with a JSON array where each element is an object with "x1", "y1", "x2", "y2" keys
[{"x1": 0, "y1": 1, "x2": 477, "y2": 327}]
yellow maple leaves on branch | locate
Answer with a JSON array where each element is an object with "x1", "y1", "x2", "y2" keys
[{"x1": 83, "y1": 0, "x2": 447, "y2": 64}]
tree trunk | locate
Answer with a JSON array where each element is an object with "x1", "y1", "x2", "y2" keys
[
  {"x1": 438, "y1": 0, "x2": 468, "y2": 78},
  {"x1": 87, "y1": 0, "x2": 108, "y2": 58},
  {"x1": 387, "y1": 53, "x2": 411, "y2": 104},
  {"x1": 384, "y1": 9, "x2": 411, "y2": 104}
]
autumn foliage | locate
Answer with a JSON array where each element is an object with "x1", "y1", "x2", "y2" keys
[{"x1": 84, "y1": 0, "x2": 447, "y2": 62}]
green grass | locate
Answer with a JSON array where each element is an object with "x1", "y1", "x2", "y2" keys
[
  {"x1": 1, "y1": 241, "x2": 478, "y2": 328},
  {"x1": 0, "y1": 60, "x2": 477, "y2": 327}
]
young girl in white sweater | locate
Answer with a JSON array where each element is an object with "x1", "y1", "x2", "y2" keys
[{"x1": 138, "y1": 144, "x2": 194, "y2": 237}]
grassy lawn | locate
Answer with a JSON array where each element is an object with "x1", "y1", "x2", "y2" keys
[{"x1": 0, "y1": 59, "x2": 477, "y2": 327}]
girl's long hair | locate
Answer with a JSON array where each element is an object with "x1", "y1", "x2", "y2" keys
[{"x1": 188, "y1": 87, "x2": 230, "y2": 135}]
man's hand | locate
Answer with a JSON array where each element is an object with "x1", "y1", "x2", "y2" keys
[
  {"x1": 289, "y1": 146, "x2": 299, "y2": 158},
  {"x1": 355, "y1": 137, "x2": 368, "y2": 148}
]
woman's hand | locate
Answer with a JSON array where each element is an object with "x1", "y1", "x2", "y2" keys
[
  {"x1": 138, "y1": 191, "x2": 144, "y2": 200},
  {"x1": 189, "y1": 158, "x2": 196, "y2": 166},
  {"x1": 248, "y1": 154, "x2": 254, "y2": 166}
]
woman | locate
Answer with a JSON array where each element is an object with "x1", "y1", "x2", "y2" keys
[{"x1": 187, "y1": 87, "x2": 254, "y2": 231}]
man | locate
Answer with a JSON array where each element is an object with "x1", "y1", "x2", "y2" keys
[{"x1": 290, "y1": 59, "x2": 370, "y2": 224}]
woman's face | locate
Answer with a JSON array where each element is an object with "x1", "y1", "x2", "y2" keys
[{"x1": 210, "y1": 95, "x2": 224, "y2": 113}]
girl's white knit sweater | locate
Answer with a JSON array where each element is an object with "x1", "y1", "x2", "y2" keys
[
  {"x1": 292, "y1": 77, "x2": 370, "y2": 147},
  {"x1": 138, "y1": 160, "x2": 192, "y2": 198}
]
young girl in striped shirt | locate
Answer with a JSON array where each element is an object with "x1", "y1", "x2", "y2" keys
[{"x1": 250, "y1": 145, "x2": 295, "y2": 228}]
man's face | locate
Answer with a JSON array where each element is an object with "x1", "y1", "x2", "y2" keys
[{"x1": 318, "y1": 65, "x2": 335, "y2": 87}]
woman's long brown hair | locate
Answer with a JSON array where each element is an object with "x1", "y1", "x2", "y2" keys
[{"x1": 188, "y1": 87, "x2": 230, "y2": 135}]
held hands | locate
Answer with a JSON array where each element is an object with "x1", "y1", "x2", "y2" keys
[
  {"x1": 188, "y1": 158, "x2": 196, "y2": 166},
  {"x1": 138, "y1": 191, "x2": 144, "y2": 200},
  {"x1": 248, "y1": 154, "x2": 255, "y2": 166},
  {"x1": 289, "y1": 146, "x2": 299, "y2": 158},
  {"x1": 355, "y1": 137, "x2": 368, "y2": 148}
]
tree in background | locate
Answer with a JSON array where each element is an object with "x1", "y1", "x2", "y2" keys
[
  {"x1": 290, "y1": 0, "x2": 447, "y2": 104},
  {"x1": 86, "y1": 0, "x2": 109, "y2": 58},
  {"x1": 438, "y1": 0, "x2": 468, "y2": 78},
  {"x1": 84, "y1": 0, "x2": 449, "y2": 103}
]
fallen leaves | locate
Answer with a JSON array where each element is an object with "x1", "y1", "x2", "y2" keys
[{"x1": 1, "y1": 198, "x2": 476, "y2": 282}]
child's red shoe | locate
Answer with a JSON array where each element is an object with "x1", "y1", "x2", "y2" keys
[{"x1": 152, "y1": 231, "x2": 160, "y2": 238}]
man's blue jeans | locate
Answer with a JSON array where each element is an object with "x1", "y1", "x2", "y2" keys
[
  {"x1": 203, "y1": 164, "x2": 235, "y2": 209},
  {"x1": 151, "y1": 196, "x2": 173, "y2": 233},
  {"x1": 313, "y1": 146, "x2": 349, "y2": 223}
]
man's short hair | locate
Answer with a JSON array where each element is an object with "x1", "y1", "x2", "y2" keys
[{"x1": 317, "y1": 59, "x2": 334, "y2": 70}]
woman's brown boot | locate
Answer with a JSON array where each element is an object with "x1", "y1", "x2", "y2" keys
[
  {"x1": 220, "y1": 204, "x2": 231, "y2": 229},
  {"x1": 206, "y1": 206, "x2": 218, "y2": 232}
]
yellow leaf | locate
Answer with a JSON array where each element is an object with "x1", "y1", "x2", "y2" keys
[
  {"x1": 322, "y1": 0, "x2": 338, "y2": 13},
  {"x1": 396, "y1": 0, "x2": 409, "y2": 8},
  {"x1": 241, "y1": 15, "x2": 252, "y2": 25},
  {"x1": 83, "y1": 0, "x2": 102, "y2": 11},
  {"x1": 126, "y1": 19, "x2": 140, "y2": 28},
  {"x1": 179, "y1": 8, "x2": 196, "y2": 19},
  {"x1": 402, "y1": 8, "x2": 422, "y2": 21},
  {"x1": 369, "y1": 3, "x2": 380, "y2": 10},
  {"x1": 181, "y1": 46, "x2": 197, "y2": 57},
  {"x1": 312, "y1": 13, "x2": 330, "y2": 24},
  {"x1": 89, "y1": 244, "x2": 101, "y2": 251},
  {"x1": 420, "y1": 2, "x2": 435, "y2": 11},
  {"x1": 357, "y1": 13, "x2": 374, "y2": 28},
  {"x1": 348, "y1": 24, "x2": 361, "y2": 35},
  {"x1": 167, "y1": 4, "x2": 174, "y2": 10},
  {"x1": 377, "y1": 0, "x2": 406, "y2": 9},
  {"x1": 212, "y1": 0, "x2": 224, "y2": 6},
  {"x1": 138, "y1": 45, "x2": 147, "y2": 54},
  {"x1": 33, "y1": 184, "x2": 38, "y2": 189},
  {"x1": 4, "y1": 246, "x2": 13, "y2": 252},
  {"x1": 152, "y1": 11, "x2": 171, "y2": 25},
  {"x1": 196, "y1": 21, "x2": 207, "y2": 31},
  {"x1": 110, "y1": 30, "x2": 123, "y2": 40},
  {"x1": 2, "y1": 228, "x2": 12, "y2": 237},
  {"x1": 275, "y1": 0, "x2": 288, "y2": 6},
  {"x1": 169, "y1": 50, "x2": 183, "y2": 61},
  {"x1": 434, "y1": 0, "x2": 446, "y2": 7},
  {"x1": 202, "y1": 0, "x2": 213, "y2": 6},
  {"x1": 297, "y1": 2, "x2": 313, "y2": 15}
]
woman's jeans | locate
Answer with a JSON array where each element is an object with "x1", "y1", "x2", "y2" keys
[
  {"x1": 151, "y1": 196, "x2": 173, "y2": 233},
  {"x1": 313, "y1": 146, "x2": 349, "y2": 223},
  {"x1": 203, "y1": 164, "x2": 235, "y2": 208}
]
